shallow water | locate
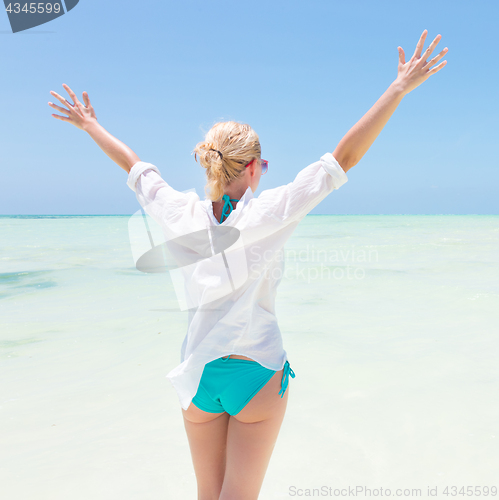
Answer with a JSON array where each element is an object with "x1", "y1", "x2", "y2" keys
[{"x1": 1, "y1": 215, "x2": 498, "y2": 499}]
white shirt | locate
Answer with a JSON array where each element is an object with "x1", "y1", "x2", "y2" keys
[{"x1": 126, "y1": 153, "x2": 348, "y2": 410}]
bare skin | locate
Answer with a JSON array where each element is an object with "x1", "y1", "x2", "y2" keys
[
  {"x1": 49, "y1": 29, "x2": 448, "y2": 500},
  {"x1": 182, "y1": 361, "x2": 289, "y2": 500},
  {"x1": 333, "y1": 30, "x2": 448, "y2": 171}
]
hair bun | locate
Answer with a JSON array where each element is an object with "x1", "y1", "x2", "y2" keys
[
  {"x1": 209, "y1": 148, "x2": 223, "y2": 160},
  {"x1": 192, "y1": 120, "x2": 261, "y2": 201}
]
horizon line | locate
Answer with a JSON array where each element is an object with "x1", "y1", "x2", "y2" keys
[{"x1": 0, "y1": 214, "x2": 497, "y2": 217}]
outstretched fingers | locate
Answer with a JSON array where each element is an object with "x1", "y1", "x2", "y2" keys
[
  {"x1": 412, "y1": 29, "x2": 428, "y2": 60},
  {"x1": 395, "y1": 30, "x2": 448, "y2": 95},
  {"x1": 419, "y1": 34, "x2": 442, "y2": 65},
  {"x1": 427, "y1": 58, "x2": 448, "y2": 75},
  {"x1": 49, "y1": 84, "x2": 96, "y2": 129},
  {"x1": 50, "y1": 90, "x2": 73, "y2": 110},
  {"x1": 82, "y1": 91, "x2": 91, "y2": 107},
  {"x1": 48, "y1": 101, "x2": 71, "y2": 115},
  {"x1": 51, "y1": 113, "x2": 71, "y2": 122},
  {"x1": 62, "y1": 83, "x2": 82, "y2": 108},
  {"x1": 398, "y1": 46, "x2": 406, "y2": 65},
  {"x1": 423, "y1": 46, "x2": 449, "y2": 72}
]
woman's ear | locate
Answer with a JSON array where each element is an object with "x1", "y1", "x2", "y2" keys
[{"x1": 248, "y1": 159, "x2": 258, "y2": 176}]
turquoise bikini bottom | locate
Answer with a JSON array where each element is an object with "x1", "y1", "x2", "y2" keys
[{"x1": 191, "y1": 356, "x2": 296, "y2": 416}]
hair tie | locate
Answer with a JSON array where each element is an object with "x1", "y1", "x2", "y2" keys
[{"x1": 209, "y1": 148, "x2": 223, "y2": 160}]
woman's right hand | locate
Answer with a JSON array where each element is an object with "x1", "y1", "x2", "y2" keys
[
  {"x1": 395, "y1": 30, "x2": 448, "y2": 96},
  {"x1": 48, "y1": 83, "x2": 97, "y2": 131}
]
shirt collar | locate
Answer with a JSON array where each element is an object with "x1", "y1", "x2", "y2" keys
[{"x1": 239, "y1": 186, "x2": 254, "y2": 203}]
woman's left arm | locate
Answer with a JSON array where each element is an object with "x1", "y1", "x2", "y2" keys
[
  {"x1": 49, "y1": 84, "x2": 139, "y2": 173},
  {"x1": 333, "y1": 30, "x2": 448, "y2": 172}
]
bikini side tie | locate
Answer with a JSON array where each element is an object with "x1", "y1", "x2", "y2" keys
[
  {"x1": 220, "y1": 194, "x2": 239, "y2": 223},
  {"x1": 279, "y1": 360, "x2": 296, "y2": 398}
]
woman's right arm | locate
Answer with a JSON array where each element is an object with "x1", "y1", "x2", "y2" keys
[
  {"x1": 49, "y1": 84, "x2": 140, "y2": 174},
  {"x1": 333, "y1": 29, "x2": 448, "y2": 173}
]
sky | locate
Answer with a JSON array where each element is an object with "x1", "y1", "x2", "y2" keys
[{"x1": 1, "y1": 0, "x2": 497, "y2": 215}]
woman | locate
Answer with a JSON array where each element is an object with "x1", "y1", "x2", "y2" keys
[{"x1": 48, "y1": 30, "x2": 447, "y2": 500}]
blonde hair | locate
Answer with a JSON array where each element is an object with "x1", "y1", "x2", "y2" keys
[{"x1": 192, "y1": 121, "x2": 261, "y2": 202}]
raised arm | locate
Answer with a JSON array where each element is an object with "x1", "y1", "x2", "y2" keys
[
  {"x1": 48, "y1": 84, "x2": 139, "y2": 173},
  {"x1": 333, "y1": 30, "x2": 448, "y2": 173}
]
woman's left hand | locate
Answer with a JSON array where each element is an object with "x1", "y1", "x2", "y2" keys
[
  {"x1": 395, "y1": 30, "x2": 448, "y2": 96},
  {"x1": 48, "y1": 83, "x2": 97, "y2": 131}
]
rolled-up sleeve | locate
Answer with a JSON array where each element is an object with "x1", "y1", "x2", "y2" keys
[
  {"x1": 127, "y1": 161, "x2": 162, "y2": 193},
  {"x1": 126, "y1": 161, "x2": 198, "y2": 227},
  {"x1": 254, "y1": 153, "x2": 348, "y2": 224}
]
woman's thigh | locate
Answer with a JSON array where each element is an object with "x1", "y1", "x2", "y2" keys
[
  {"x1": 182, "y1": 404, "x2": 230, "y2": 499},
  {"x1": 220, "y1": 369, "x2": 289, "y2": 500}
]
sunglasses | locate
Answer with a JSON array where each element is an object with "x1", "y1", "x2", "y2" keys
[{"x1": 245, "y1": 158, "x2": 269, "y2": 175}]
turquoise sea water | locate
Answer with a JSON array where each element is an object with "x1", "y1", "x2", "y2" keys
[{"x1": 1, "y1": 215, "x2": 498, "y2": 499}]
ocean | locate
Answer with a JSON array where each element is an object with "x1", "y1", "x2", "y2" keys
[{"x1": 1, "y1": 215, "x2": 498, "y2": 499}]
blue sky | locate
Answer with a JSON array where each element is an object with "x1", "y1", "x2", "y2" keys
[{"x1": 1, "y1": 0, "x2": 497, "y2": 215}]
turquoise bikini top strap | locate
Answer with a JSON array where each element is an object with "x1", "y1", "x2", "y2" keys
[
  {"x1": 222, "y1": 354, "x2": 231, "y2": 362},
  {"x1": 220, "y1": 194, "x2": 239, "y2": 223}
]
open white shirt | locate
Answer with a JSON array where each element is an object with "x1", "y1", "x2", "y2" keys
[{"x1": 126, "y1": 153, "x2": 348, "y2": 410}]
